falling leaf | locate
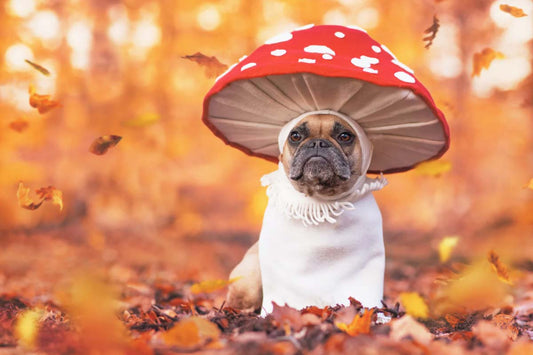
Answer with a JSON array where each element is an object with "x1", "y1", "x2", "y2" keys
[
  {"x1": 414, "y1": 160, "x2": 451, "y2": 176},
  {"x1": 399, "y1": 292, "x2": 429, "y2": 319},
  {"x1": 163, "y1": 316, "x2": 220, "y2": 348},
  {"x1": 17, "y1": 182, "x2": 44, "y2": 210},
  {"x1": 25, "y1": 59, "x2": 51, "y2": 76},
  {"x1": 36, "y1": 186, "x2": 64, "y2": 211},
  {"x1": 28, "y1": 84, "x2": 60, "y2": 114},
  {"x1": 390, "y1": 315, "x2": 433, "y2": 345},
  {"x1": 190, "y1": 277, "x2": 240, "y2": 294},
  {"x1": 487, "y1": 250, "x2": 512, "y2": 285},
  {"x1": 182, "y1": 52, "x2": 228, "y2": 78},
  {"x1": 438, "y1": 236, "x2": 459, "y2": 263},
  {"x1": 9, "y1": 118, "x2": 29, "y2": 132},
  {"x1": 122, "y1": 113, "x2": 160, "y2": 127},
  {"x1": 423, "y1": 15, "x2": 440, "y2": 49},
  {"x1": 499, "y1": 4, "x2": 528, "y2": 17},
  {"x1": 472, "y1": 48, "x2": 505, "y2": 77},
  {"x1": 15, "y1": 309, "x2": 43, "y2": 349},
  {"x1": 335, "y1": 308, "x2": 374, "y2": 336},
  {"x1": 89, "y1": 135, "x2": 122, "y2": 155}
]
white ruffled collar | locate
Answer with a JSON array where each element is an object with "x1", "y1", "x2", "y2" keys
[{"x1": 261, "y1": 164, "x2": 387, "y2": 226}]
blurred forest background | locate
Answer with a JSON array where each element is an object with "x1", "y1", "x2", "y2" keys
[{"x1": 0, "y1": 0, "x2": 532, "y2": 305}]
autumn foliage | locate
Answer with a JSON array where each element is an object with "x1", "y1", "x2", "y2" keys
[{"x1": 0, "y1": 0, "x2": 532, "y2": 354}]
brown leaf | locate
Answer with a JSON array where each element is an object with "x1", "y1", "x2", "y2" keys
[
  {"x1": 390, "y1": 315, "x2": 433, "y2": 345},
  {"x1": 163, "y1": 316, "x2": 220, "y2": 348},
  {"x1": 89, "y1": 135, "x2": 122, "y2": 155},
  {"x1": 25, "y1": 59, "x2": 51, "y2": 76},
  {"x1": 270, "y1": 302, "x2": 305, "y2": 332},
  {"x1": 17, "y1": 183, "x2": 63, "y2": 211},
  {"x1": 335, "y1": 308, "x2": 374, "y2": 336},
  {"x1": 444, "y1": 313, "x2": 464, "y2": 328},
  {"x1": 35, "y1": 186, "x2": 64, "y2": 211},
  {"x1": 499, "y1": 4, "x2": 528, "y2": 17},
  {"x1": 423, "y1": 15, "x2": 440, "y2": 49},
  {"x1": 472, "y1": 320, "x2": 510, "y2": 348},
  {"x1": 491, "y1": 313, "x2": 519, "y2": 341},
  {"x1": 28, "y1": 85, "x2": 60, "y2": 114},
  {"x1": 9, "y1": 118, "x2": 29, "y2": 133},
  {"x1": 182, "y1": 52, "x2": 228, "y2": 78},
  {"x1": 472, "y1": 48, "x2": 504, "y2": 77},
  {"x1": 487, "y1": 250, "x2": 512, "y2": 285},
  {"x1": 17, "y1": 182, "x2": 44, "y2": 210}
]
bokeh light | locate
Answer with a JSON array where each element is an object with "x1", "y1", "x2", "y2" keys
[
  {"x1": 4, "y1": 43, "x2": 34, "y2": 71},
  {"x1": 197, "y1": 4, "x2": 221, "y2": 31},
  {"x1": 26, "y1": 10, "x2": 61, "y2": 45},
  {"x1": 6, "y1": 0, "x2": 36, "y2": 18}
]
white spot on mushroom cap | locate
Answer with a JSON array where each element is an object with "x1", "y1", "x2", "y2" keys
[
  {"x1": 335, "y1": 31, "x2": 345, "y2": 38},
  {"x1": 351, "y1": 55, "x2": 379, "y2": 68},
  {"x1": 304, "y1": 45, "x2": 336, "y2": 56},
  {"x1": 298, "y1": 58, "x2": 316, "y2": 64},
  {"x1": 394, "y1": 71, "x2": 416, "y2": 83},
  {"x1": 346, "y1": 25, "x2": 367, "y2": 33},
  {"x1": 371, "y1": 45, "x2": 381, "y2": 53},
  {"x1": 265, "y1": 32, "x2": 293, "y2": 44},
  {"x1": 392, "y1": 59, "x2": 414, "y2": 74},
  {"x1": 380, "y1": 44, "x2": 397, "y2": 60},
  {"x1": 238, "y1": 55, "x2": 247, "y2": 62},
  {"x1": 322, "y1": 54, "x2": 333, "y2": 60},
  {"x1": 363, "y1": 67, "x2": 378, "y2": 74},
  {"x1": 271, "y1": 49, "x2": 287, "y2": 56},
  {"x1": 241, "y1": 62, "x2": 256, "y2": 71},
  {"x1": 294, "y1": 24, "x2": 314, "y2": 31}
]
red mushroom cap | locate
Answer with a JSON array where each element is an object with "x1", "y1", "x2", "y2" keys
[{"x1": 202, "y1": 24, "x2": 450, "y2": 174}]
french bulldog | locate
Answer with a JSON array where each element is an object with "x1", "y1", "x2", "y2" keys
[{"x1": 226, "y1": 110, "x2": 386, "y2": 313}]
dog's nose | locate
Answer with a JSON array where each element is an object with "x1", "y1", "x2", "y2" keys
[{"x1": 308, "y1": 139, "x2": 332, "y2": 149}]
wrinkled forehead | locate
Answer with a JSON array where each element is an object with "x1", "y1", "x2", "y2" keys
[{"x1": 294, "y1": 114, "x2": 357, "y2": 134}]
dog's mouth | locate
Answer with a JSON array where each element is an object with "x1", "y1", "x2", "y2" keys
[{"x1": 290, "y1": 153, "x2": 351, "y2": 184}]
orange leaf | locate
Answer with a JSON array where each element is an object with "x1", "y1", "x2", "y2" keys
[
  {"x1": 25, "y1": 59, "x2": 51, "y2": 76},
  {"x1": 399, "y1": 292, "x2": 429, "y2": 319},
  {"x1": 28, "y1": 84, "x2": 60, "y2": 114},
  {"x1": 36, "y1": 186, "x2": 64, "y2": 211},
  {"x1": 335, "y1": 308, "x2": 374, "y2": 336},
  {"x1": 9, "y1": 118, "x2": 29, "y2": 133},
  {"x1": 163, "y1": 317, "x2": 220, "y2": 348},
  {"x1": 499, "y1": 4, "x2": 528, "y2": 17},
  {"x1": 182, "y1": 52, "x2": 228, "y2": 78},
  {"x1": 190, "y1": 277, "x2": 239, "y2": 294},
  {"x1": 271, "y1": 302, "x2": 305, "y2": 332},
  {"x1": 89, "y1": 135, "x2": 122, "y2": 155},
  {"x1": 438, "y1": 236, "x2": 459, "y2": 263},
  {"x1": 17, "y1": 182, "x2": 44, "y2": 210},
  {"x1": 472, "y1": 48, "x2": 504, "y2": 77},
  {"x1": 488, "y1": 250, "x2": 513, "y2": 285}
]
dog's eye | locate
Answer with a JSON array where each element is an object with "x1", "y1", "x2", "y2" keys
[
  {"x1": 338, "y1": 132, "x2": 353, "y2": 143},
  {"x1": 289, "y1": 131, "x2": 302, "y2": 143}
]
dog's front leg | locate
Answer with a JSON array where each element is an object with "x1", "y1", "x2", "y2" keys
[{"x1": 226, "y1": 241, "x2": 262, "y2": 312}]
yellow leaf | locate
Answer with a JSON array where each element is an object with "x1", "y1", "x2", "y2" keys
[
  {"x1": 17, "y1": 182, "x2": 43, "y2": 210},
  {"x1": 472, "y1": 48, "x2": 505, "y2": 77},
  {"x1": 15, "y1": 309, "x2": 43, "y2": 349},
  {"x1": 525, "y1": 178, "x2": 533, "y2": 190},
  {"x1": 400, "y1": 292, "x2": 429, "y2": 319},
  {"x1": 190, "y1": 277, "x2": 240, "y2": 294},
  {"x1": 438, "y1": 236, "x2": 459, "y2": 263},
  {"x1": 122, "y1": 113, "x2": 160, "y2": 127},
  {"x1": 36, "y1": 186, "x2": 63, "y2": 211},
  {"x1": 335, "y1": 308, "x2": 374, "y2": 336},
  {"x1": 500, "y1": 4, "x2": 528, "y2": 17},
  {"x1": 414, "y1": 160, "x2": 451, "y2": 177},
  {"x1": 163, "y1": 317, "x2": 220, "y2": 348},
  {"x1": 488, "y1": 250, "x2": 513, "y2": 285}
]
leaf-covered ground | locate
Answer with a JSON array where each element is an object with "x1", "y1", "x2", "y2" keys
[{"x1": 1, "y1": 226, "x2": 532, "y2": 355}]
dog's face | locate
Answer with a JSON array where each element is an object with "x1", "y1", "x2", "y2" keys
[{"x1": 280, "y1": 114, "x2": 363, "y2": 197}]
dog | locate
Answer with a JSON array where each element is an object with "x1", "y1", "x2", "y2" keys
[{"x1": 226, "y1": 110, "x2": 387, "y2": 313}]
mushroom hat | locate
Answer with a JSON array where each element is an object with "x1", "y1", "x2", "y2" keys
[{"x1": 202, "y1": 24, "x2": 450, "y2": 173}]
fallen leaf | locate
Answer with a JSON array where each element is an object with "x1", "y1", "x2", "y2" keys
[
  {"x1": 271, "y1": 302, "x2": 305, "y2": 333},
  {"x1": 122, "y1": 113, "x2": 160, "y2": 127},
  {"x1": 335, "y1": 308, "x2": 374, "y2": 336},
  {"x1": 438, "y1": 236, "x2": 459, "y2": 263},
  {"x1": 444, "y1": 313, "x2": 463, "y2": 328},
  {"x1": 472, "y1": 320, "x2": 510, "y2": 349},
  {"x1": 163, "y1": 316, "x2": 220, "y2": 348},
  {"x1": 89, "y1": 135, "x2": 122, "y2": 155},
  {"x1": 25, "y1": 59, "x2": 51, "y2": 76},
  {"x1": 17, "y1": 182, "x2": 44, "y2": 210},
  {"x1": 499, "y1": 4, "x2": 528, "y2": 17},
  {"x1": 423, "y1": 15, "x2": 440, "y2": 49},
  {"x1": 35, "y1": 186, "x2": 63, "y2": 211},
  {"x1": 472, "y1": 48, "x2": 504, "y2": 77},
  {"x1": 9, "y1": 118, "x2": 29, "y2": 132},
  {"x1": 414, "y1": 160, "x2": 451, "y2": 177},
  {"x1": 390, "y1": 315, "x2": 433, "y2": 345},
  {"x1": 491, "y1": 313, "x2": 519, "y2": 341},
  {"x1": 487, "y1": 250, "x2": 513, "y2": 285},
  {"x1": 28, "y1": 84, "x2": 60, "y2": 114},
  {"x1": 14, "y1": 309, "x2": 43, "y2": 349},
  {"x1": 399, "y1": 292, "x2": 429, "y2": 319},
  {"x1": 182, "y1": 52, "x2": 228, "y2": 78},
  {"x1": 190, "y1": 278, "x2": 239, "y2": 294}
]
